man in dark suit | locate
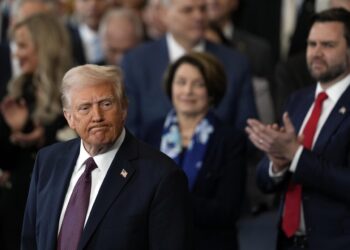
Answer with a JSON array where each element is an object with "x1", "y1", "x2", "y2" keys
[
  {"x1": 121, "y1": 0, "x2": 257, "y2": 139},
  {"x1": 246, "y1": 8, "x2": 350, "y2": 250},
  {"x1": 67, "y1": 0, "x2": 109, "y2": 65},
  {"x1": 21, "y1": 64, "x2": 193, "y2": 250}
]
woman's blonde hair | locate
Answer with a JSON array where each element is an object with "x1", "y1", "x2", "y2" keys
[{"x1": 7, "y1": 13, "x2": 73, "y2": 125}]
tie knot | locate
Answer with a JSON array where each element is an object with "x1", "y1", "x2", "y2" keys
[
  {"x1": 316, "y1": 92, "x2": 328, "y2": 104},
  {"x1": 85, "y1": 157, "x2": 97, "y2": 174}
]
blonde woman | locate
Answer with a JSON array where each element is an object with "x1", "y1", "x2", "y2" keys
[{"x1": 0, "y1": 13, "x2": 73, "y2": 249}]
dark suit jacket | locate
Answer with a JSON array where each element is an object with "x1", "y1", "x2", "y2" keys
[
  {"x1": 272, "y1": 52, "x2": 314, "y2": 118},
  {"x1": 120, "y1": 37, "x2": 257, "y2": 139},
  {"x1": 0, "y1": 42, "x2": 12, "y2": 100},
  {"x1": 237, "y1": 0, "x2": 315, "y2": 62},
  {"x1": 21, "y1": 130, "x2": 193, "y2": 250},
  {"x1": 66, "y1": 23, "x2": 87, "y2": 66},
  {"x1": 144, "y1": 118, "x2": 246, "y2": 250},
  {"x1": 257, "y1": 84, "x2": 350, "y2": 250},
  {"x1": 232, "y1": 28, "x2": 273, "y2": 78}
]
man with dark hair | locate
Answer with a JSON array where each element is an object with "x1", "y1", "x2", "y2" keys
[{"x1": 246, "y1": 8, "x2": 350, "y2": 250}]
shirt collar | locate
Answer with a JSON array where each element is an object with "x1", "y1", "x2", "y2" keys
[
  {"x1": 78, "y1": 23, "x2": 99, "y2": 43},
  {"x1": 166, "y1": 33, "x2": 205, "y2": 63},
  {"x1": 315, "y1": 73, "x2": 350, "y2": 104},
  {"x1": 223, "y1": 21, "x2": 234, "y2": 40},
  {"x1": 76, "y1": 128, "x2": 126, "y2": 172}
]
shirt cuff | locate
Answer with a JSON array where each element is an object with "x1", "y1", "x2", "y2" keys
[
  {"x1": 269, "y1": 162, "x2": 288, "y2": 182},
  {"x1": 289, "y1": 146, "x2": 304, "y2": 172}
]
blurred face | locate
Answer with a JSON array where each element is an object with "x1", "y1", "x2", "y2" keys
[
  {"x1": 172, "y1": 63, "x2": 209, "y2": 117},
  {"x1": 102, "y1": 18, "x2": 139, "y2": 65},
  {"x1": 163, "y1": 0, "x2": 207, "y2": 48},
  {"x1": 307, "y1": 21, "x2": 350, "y2": 87},
  {"x1": 206, "y1": 0, "x2": 238, "y2": 23},
  {"x1": 64, "y1": 81, "x2": 126, "y2": 153},
  {"x1": 14, "y1": 26, "x2": 38, "y2": 74},
  {"x1": 142, "y1": 0, "x2": 167, "y2": 39},
  {"x1": 75, "y1": 0, "x2": 109, "y2": 30}
]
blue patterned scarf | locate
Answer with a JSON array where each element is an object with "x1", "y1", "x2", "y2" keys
[{"x1": 160, "y1": 109, "x2": 216, "y2": 190}]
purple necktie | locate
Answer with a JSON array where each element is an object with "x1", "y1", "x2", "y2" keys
[{"x1": 57, "y1": 157, "x2": 97, "y2": 250}]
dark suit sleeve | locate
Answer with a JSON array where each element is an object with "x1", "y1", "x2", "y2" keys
[
  {"x1": 21, "y1": 152, "x2": 40, "y2": 250},
  {"x1": 235, "y1": 62, "x2": 258, "y2": 130},
  {"x1": 149, "y1": 167, "x2": 193, "y2": 250},
  {"x1": 120, "y1": 54, "x2": 141, "y2": 137},
  {"x1": 256, "y1": 156, "x2": 289, "y2": 194},
  {"x1": 293, "y1": 148, "x2": 350, "y2": 204}
]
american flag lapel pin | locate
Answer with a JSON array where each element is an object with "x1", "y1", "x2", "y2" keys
[
  {"x1": 120, "y1": 169, "x2": 128, "y2": 178},
  {"x1": 339, "y1": 106, "x2": 346, "y2": 114}
]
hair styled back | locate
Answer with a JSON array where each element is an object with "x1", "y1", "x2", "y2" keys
[
  {"x1": 311, "y1": 7, "x2": 350, "y2": 46},
  {"x1": 163, "y1": 51, "x2": 227, "y2": 107},
  {"x1": 8, "y1": 13, "x2": 73, "y2": 125},
  {"x1": 61, "y1": 64, "x2": 128, "y2": 111}
]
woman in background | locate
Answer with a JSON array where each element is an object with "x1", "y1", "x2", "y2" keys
[
  {"x1": 0, "y1": 13, "x2": 73, "y2": 249},
  {"x1": 145, "y1": 52, "x2": 246, "y2": 250}
]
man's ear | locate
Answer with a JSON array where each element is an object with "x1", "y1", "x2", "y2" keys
[
  {"x1": 122, "y1": 109, "x2": 127, "y2": 123},
  {"x1": 63, "y1": 110, "x2": 75, "y2": 129}
]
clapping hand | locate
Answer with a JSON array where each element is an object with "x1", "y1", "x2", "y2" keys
[
  {"x1": 245, "y1": 113, "x2": 302, "y2": 172},
  {"x1": 1, "y1": 96, "x2": 29, "y2": 132}
]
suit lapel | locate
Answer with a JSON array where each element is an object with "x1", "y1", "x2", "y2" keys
[
  {"x1": 313, "y1": 85, "x2": 350, "y2": 152},
  {"x1": 46, "y1": 140, "x2": 80, "y2": 249},
  {"x1": 292, "y1": 90, "x2": 315, "y2": 133},
  {"x1": 79, "y1": 131, "x2": 138, "y2": 248}
]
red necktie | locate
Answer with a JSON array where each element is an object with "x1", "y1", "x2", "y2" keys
[
  {"x1": 282, "y1": 92, "x2": 328, "y2": 237},
  {"x1": 57, "y1": 157, "x2": 97, "y2": 250}
]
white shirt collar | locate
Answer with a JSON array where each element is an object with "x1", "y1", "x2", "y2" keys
[
  {"x1": 78, "y1": 23, "x2": 103, "y2": 63},
  {"x1": 166, "y1": 33, "x2": 205, "y2": 63},
  {"x1": 315, "y1": 73, "x2": 350, "y2": 104},
  {"x1": 76, "y1": 128, "x2": 126, "y2": 172},
  {"x1": 223, "y1": 21, "x2": 234, "y2": 40}
]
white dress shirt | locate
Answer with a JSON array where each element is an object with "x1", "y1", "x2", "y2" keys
[
  {"x1": 78, "y1": 23, "x2": 104, "y2": 63},
  {"x1": 166, "y1": 33, "x2": 205, "y2": 63},
  {"x1": 58, "y1": 128, "x2": 126, "y2": 233}
]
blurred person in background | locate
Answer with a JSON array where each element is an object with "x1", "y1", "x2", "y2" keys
[
  {"x1": 99, "y1": 7, "x2": 143, "y2": 66},
  {"x1": 121, "y1": 0, "x2": 257, "y2": 140},
  {"x1": 142, "y1": 0, "x2": 167, "y2": 40},
  {"x1": 0, "y1": 13, "x2": 73, "y2": 249},
  {"x1": 206, "y1": 0, "x2": 274, "y2": 124},
  {"x1": 0, "y1": 0, "x2": 53, "y2": 100},
  {"x1": 67, "y1": 0, "x2": 110, "y2": 65},
  {"x1": 145, "y1": 52, "x2": 246, "y2": 250}
]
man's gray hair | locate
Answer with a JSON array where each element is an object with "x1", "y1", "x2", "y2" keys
[{"x1": 61, "y1": 64, "x2": 128, "y2": 111}]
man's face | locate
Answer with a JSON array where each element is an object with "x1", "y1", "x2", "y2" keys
[
  {"x1": 102, "y1": 18, "x2": 139, "y2": 65},
  {"x1": 163, "y1": 0, "x2": 207, "y2": 46},
  {"x1": 307, "y1": 21, "x2": 350, "y2": 86},
  {"x1": 64, "y1": 81, "x2": 126, "y2": 150},
  {"x1": 75, "y1": 0, "x2": 109, "y2": 30}
]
